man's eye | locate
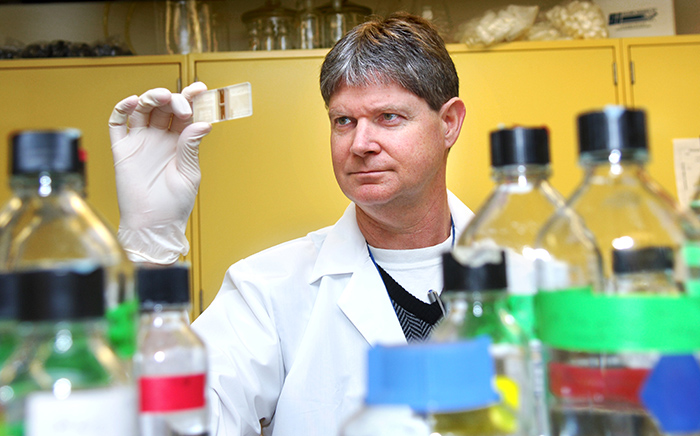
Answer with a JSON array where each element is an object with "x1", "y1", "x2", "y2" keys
[
  {"x1": 335, "y1": 117, "x2": 352, "y2": 126},
  {"x1": 382, "y1": 113, "x2": 399, "y2": 122}
]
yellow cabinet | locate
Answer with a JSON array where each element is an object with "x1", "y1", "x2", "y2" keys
[
  {"x1": 190, "y1": 40, "x2": 623, "y2": 311},
  {"x1": 0, "y1": 56, "x2": 185, "y2": 230},
  {"x1": 621, "y1": 34, "x2": 700, "y2": 202}
]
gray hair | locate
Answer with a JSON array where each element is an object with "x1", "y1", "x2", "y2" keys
[{"x1": 320, "y1": 12, "x2": 459, "y2": 111}]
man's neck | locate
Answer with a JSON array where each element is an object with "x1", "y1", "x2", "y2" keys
[{"x1": 356, "y1": 192, "x2": 451, "y2": 250}]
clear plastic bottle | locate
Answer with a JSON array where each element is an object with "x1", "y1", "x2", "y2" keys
[
  {"x1": 134, "y1": 264, "x2": 209, "y2": 436},
  {"x1": 0, "y1": 267, "x2": 137, "y2": 436},
  {"x1": 534, "y1": 106, "x2": 700, "y2": 436},
  {"x1": 433, "y1": 249, "x2": 529, "y2": 436},
  {"x1": 341, "y1": 336, "x2": 502, "y2": 436},
  {"x1": 0, "y1": 129, "x2": 136, "y2": 361},
  {"x1": 0, "y1": 274, "x2": 18, "y2": 370},
  {"x1": 457, "y1": 126, "x2": 564, "y2": 436}
]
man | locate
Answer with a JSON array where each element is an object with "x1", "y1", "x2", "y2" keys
[{"x1": 109, "y1": 12, "x2": 470, "y2": 436}]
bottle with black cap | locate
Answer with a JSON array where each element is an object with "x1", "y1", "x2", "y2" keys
[
  {"x1": 432, "y1": 249, "x2": 530, "y2": 436},
  {"x1": 134, "y1": 264, "x2": 209, "y2": 436},
  {"x1": 534, "y1": 106, "x2": 700, "y2": 436},
  {"x1": 0, "y1": 129, "x2": 136, "y2": 362},
  {"x1": 0, "y1": 267, "x2": 137, "y2": 436},
  {"x1": 0, "y1": 274, "x2": 19, "y2": 370},
  {"x1": 456, "y1": 126, "x2": 563, "y2": 436}
]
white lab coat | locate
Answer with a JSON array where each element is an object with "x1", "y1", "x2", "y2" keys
[{"x1": 191, "y1": 192, "x2": 473, "y2": 436}]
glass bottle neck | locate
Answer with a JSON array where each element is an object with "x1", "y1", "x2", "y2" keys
[
  {"x1": 491, "y1": 164, "x2": 550, "y2": 185},
  {"x1": 140, "y1": 306, "x2": 190, "y2": 325},
  {"x1": 10, "y1": 172, "x2": 85, "y2": 198},
  {"x1": 579, "y1": 149, "x2": 648, "y2": 173}
]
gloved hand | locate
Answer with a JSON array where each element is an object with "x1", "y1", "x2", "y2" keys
[{"x1": 109, "y1": 82, "x2": 212, "y2": 264}]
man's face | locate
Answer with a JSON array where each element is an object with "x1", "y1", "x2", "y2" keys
[{"x1": 328, "y1": 82, "x2": 450, "y2": 211}]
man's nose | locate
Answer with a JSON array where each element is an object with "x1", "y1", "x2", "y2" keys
[{"x1": 349, "y1": 120, "x2": 381, "y2": 156}]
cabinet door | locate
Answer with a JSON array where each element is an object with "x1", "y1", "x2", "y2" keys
[
  {"x1": 192, "y1": 51, "x2": 349, "y2": 311},
  {"x1": 447, "y1": 40, "x2": 623, "y2": 210},
  {"x1": 0, "y1": 56, "x2": 184, "y2": 230},
  {"x1": 623, "y1": 35, "x2": 700, "y2": 203}
]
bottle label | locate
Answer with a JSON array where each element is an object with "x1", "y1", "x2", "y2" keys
[
  {"x1": 25, "y1": 386, "x2": 137, "y2": 436},
  {"x1": 548, "y1": 361, "x2": 649, "y2": 405},
  {"x1": 139, "y1": 374, "x2": 206, "y2": 412},
  {"x1": 535, "y1": 287, "x2": 700, "y2": 352}
]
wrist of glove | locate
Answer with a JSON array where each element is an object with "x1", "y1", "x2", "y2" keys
[{"x1": 118, "y1": 224, "x2": 189, "y2": 264}]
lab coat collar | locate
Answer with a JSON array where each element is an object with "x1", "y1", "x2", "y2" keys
[{"x1": 309, "y1": 191, "x2": 473, "y2": 346}]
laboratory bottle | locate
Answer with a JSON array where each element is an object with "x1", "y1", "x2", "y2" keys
[
  {"x1": 0, "y1": 274, "x2": 18, "y2": 370},
  {"x1": 457, "y1": 126, "x2": 563, "y2": 436},
  {"x1": 134, "y1": 264, "x2": 209, "y2": 436},
  {"x1": 341, "y1": 336, "x2": 503, "y2": 436},
  {"x1": 534, "y1": 106, "x2": 700, "y2": 436},
  {"x1": 0, "y1": 129, "x2": 136, "y2": 361},
  {"x1": 0, "y1": 267, "x2": 137, "y2": 436},
  {"x1": 433, "y1": 249, "x2": 530, "y2": 436}
]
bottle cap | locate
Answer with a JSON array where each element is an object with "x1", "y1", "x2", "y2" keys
[
  {"x1": 17, "y1": 267, "x2": 105, "y2": 321},
  {"x1": 366, "y1": 337, "x2": 500, "y2": 412},
  {"x1": 442, "y1": 250, "x2": 507, "y2": 292},
  {"x1": 577, "y1": 106, "x2": 647, "y2": 154},
  {"x1": 613, "y1": 246, "x2": 674, "y2": 273},
  {"x1": 10, "y1": 129, "x2": 84, "y2": 175},
  {"x1": 0, "y1": 273, "x2": 19, "y2": 320},
  {"x1": 137, "y1": 264, "x2": 190, "y2": 308},
  {"x1": 490, "y1": 126, "x2": 550, "y2": 167}
]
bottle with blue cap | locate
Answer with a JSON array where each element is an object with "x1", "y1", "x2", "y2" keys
[
  {"x1": 340, "y1": 336, "x2": 506, "y2": 436},
  {"x1": 433, "y1": 249, "x2": 531, "y2": 435},
  {"x1": 0, "y1": 129, "x2": 137, "y2": 362},
  {"x1": 457, "y1": 125, "x2": 564, "y2": 436},
  {"x1": 534, "y1": 106, "x2": 700, "y2": 435},
  {"x1": 0, "y1": 267, "x2": 137, "y2": 436}
]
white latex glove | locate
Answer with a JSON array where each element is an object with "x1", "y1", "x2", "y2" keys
[{"x1": 109, "y1": 82, "x2": 212, "y2": 264}]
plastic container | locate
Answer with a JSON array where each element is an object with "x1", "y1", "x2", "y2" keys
[
  {"x1": 457, "y1": 126, "x2": 563, "y2": 436},
  {"x1": 434, "y1": 249, "x2": 531, "y2": 436},
  {"x1": 535, "y1": 106, "x2": 700, "y2": 435},
  {"x1": 134, "y1": 264, "x2": 209, "y2": 436},
  {"x1": 0, "y1": 129, "x2": 136, "y2": 360},
  {"x1": 0, "y1": 268, "x2": 137, "y2": 436}
]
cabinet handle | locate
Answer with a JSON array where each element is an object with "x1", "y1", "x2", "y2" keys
[
  {"x1": 199, "y1": 288, "x2": 204, "y2": 314},
  {"x1": 630, "y1": 61, "x2": 636, "y2": 85},
  {"x1": 613, "y1": 62, "x2": 618, "y2": 86},
  {"x1": 177, "y1": 77, "x2": 182, "y2": 93}
]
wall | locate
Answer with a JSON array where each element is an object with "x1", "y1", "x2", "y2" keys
[{"x1": 1, "y1": 0, "x2": 698, "y2": 56}]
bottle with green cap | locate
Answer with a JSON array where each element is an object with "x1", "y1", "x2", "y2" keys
[
  {"x1": 433, "y1": 249, "x2": 530, "y2": 436},
  {"x1": 0, "y1": 267, "x2": 137, "y2": 436},
  {"x1": 134, "y1": 264, "x2": 209, "y2": 436},
  {"x1": 457, "y1": 125, "x2": 564, "y2": 436},
  {"x1": 341, "y1": 337, "x2": 505, "y2": 436},
  {"x1": 0, "y1": 129, "x2": 137, "y2": 361},
  {"x1": 534, "y1": 106, "x2": 700, "y2": 436}
]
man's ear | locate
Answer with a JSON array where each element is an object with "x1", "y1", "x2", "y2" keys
[{"x1": 439, "y1": 97, "x2": 467, "y2": 150}]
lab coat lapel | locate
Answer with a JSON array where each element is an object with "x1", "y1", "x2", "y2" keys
[{"x1": 310, "y1": 204, "x2": 406, "y2": 346}]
